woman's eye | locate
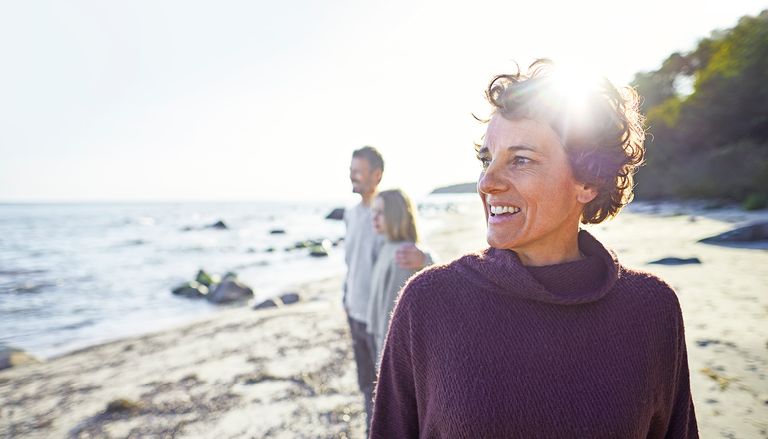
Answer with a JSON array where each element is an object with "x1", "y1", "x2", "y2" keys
[
  {"x1": 477, "y1": 156, "x2": 491, "y2": 170},
  {"x1": 512, "y1": 156, "x2": 532, "y2": 166}
]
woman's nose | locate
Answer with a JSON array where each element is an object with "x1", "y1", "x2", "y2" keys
[{"x1": 477, "y1": 165, "x2": 508, "y2": 195}]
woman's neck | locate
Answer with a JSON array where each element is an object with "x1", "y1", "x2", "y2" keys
[{"x1": 513, "y1": 233, "x2": 583, "y2": 267}]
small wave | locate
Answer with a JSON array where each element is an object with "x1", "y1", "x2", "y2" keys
[
  {"x1": 118, "y1": 239, "x2": 146, "y2": 247},
  {"x1": 120, "y1": 216, "x2": 156, "y2": 226},
  {"x1": 175, "y1": 246, "x2": 207, "y2": 253},
  {"x1": 231, "y1": 260, "x2": 270, "y2": 270},
  {"x1": 4, "y1": 282, "x2": 56, "y2": 294},
  {"x1": 0, "y1": 268, "x2": 49, "y2": 276},
  {"x1": 53, "y1": 319, "x2": 96, "y2": 331},
  {"x1": 0, "y1": 306, "x2": 38, "y2": 316}
]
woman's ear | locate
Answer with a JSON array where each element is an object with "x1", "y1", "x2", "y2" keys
[{"x1": 576, "y1": 184, "x2": 598, "y2": 204}]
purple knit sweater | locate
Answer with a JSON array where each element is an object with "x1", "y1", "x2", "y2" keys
[{"x1": 370, "y1": 231, "x2": 698, "y2": 438}]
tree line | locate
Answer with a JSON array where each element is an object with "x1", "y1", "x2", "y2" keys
[{"x1": 632, "y1": 10, "x2": 768, "y2": 209}]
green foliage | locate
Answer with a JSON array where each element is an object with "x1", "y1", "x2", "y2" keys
[
  {"x1": 647, "y1": 97, "x2": 682, "y2": 128},
  {"x1": 742, "y1": 193, "x2": 768, "y2": 211},
  {"x1": 633, "y1": 10, "x2": 768, "y2": 205},
  {"x1": 636, "y1": 140, "x2": 768, "y2": 200},
  {"x1": 195, "y1": 269, "x2": 214, "y2": 287}
]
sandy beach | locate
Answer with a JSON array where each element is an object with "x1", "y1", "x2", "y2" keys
[{"x1": 1, "y1": 202, "x2": 767, "y2": 438}]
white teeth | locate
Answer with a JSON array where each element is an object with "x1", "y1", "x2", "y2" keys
[{"x1": 490, "y1": 205, "x2": 520, "y2": 215}]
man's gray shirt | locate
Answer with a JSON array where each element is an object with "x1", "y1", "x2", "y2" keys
[{"x1": 343, "y1": 202, "x2": 385, "y2": 323}]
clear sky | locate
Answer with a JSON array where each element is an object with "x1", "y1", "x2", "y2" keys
[{"x1": 1, "y1": 1, "x2": 765, "y2": 203}]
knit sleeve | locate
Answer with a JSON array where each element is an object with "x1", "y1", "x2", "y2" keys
[
  {"x1": 370, "y1": 283, "x2": 419, "y2": 438},
  {"x1": 664, "y1": 306, "x2": 699, "y2": 438}
]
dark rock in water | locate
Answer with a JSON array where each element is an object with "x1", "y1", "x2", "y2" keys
[
  {"x1": 253, "y1": 292, "x2": 301, "y2": 310},
  {"x1": 269, "y1": 229, "x2": 286, "y2": 235},
  {"x1": 0, "y1": 346, "x2": 40, "y2": 370},
  {"x1": 171, "y1": 281, "x2": 209, "y2": 298},
  {"x1": 309, "y1": 247, "x2": 328, "y2": 257},
  {"x1": 280, "y1": 292, "x2": 300, "y2": 305},
  {"x1": 309, "y1": 240, "x2": 332, "y2": 257},
  {"x1": 208, "y1": 277, "x2": 253, "y2": 304},
  {"x1": 207, "y1": 220, "x2": 228, "y2": 230},
  {"x1": 325, "y1": 207, "x2": 345, "y2": 221},
  {"x1": 648, "y1": 257, "x2": 702, "y2": 266},
  {"x1": 254, "y1": 298, "x2": 280, "y2": 309},
  {"x1": 700, "y1": 222, "x2": 768, "y2": 244},
  {"x1": 265, "y1": 247, "x2": 276, "y2": 253},
  {"x1": 294, "y1": 240, "x2": 311, "y2": 249}
]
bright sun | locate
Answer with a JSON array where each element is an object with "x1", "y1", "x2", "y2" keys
[{"x1": 544, "y1": 60, "x2": 610, "y2": 142}]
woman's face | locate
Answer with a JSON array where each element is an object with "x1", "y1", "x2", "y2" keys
[
  {"x1": 372, "y1": 197, "x2": 387, "y2": 235},
  {"x1": 476, "y1": 115, "x2": 596, "y2": 262}
]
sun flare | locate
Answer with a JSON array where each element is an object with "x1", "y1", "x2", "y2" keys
[{"x1": 549, "y1": 62, "x2": 605, "y2": 113}]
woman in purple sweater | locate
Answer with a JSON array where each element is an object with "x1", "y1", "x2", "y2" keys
[{"x1": 370, "y1": 60, "x2": 698, "y2": 438}]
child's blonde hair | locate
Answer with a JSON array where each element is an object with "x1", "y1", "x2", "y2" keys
[{"x1": 376, "y1": 189, "x2": 419, "y2": 243}]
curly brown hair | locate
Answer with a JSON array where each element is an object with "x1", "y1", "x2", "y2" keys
[{"x1": 481, "y1": 59, "x2": 646, "y2": 224}]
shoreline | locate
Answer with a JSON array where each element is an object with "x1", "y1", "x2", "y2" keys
[{"x1": 4, "y1": 198, "x2": 764, "y2": 360}]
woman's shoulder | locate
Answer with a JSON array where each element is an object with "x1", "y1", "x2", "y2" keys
[
  {"x1": 617, "y1": 264, "x2": 675, "y2": 291},
  {"x1": 615, "y1": 264, "x2": 683, "y2": 313},
  {"x1": 396, "y1": 252, "x2": 484, "y2": 305}
]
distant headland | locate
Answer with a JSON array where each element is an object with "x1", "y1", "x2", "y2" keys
[{"x1": 430, "y1": 182, "x2": 477, "y2": 194}]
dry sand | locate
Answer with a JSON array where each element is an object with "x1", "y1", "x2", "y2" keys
[
  {"x1": 589, "y1": 204, "x2": 768, "y2": 438},
  {"x1": 1, "y1": 202, "x2": 766, "y2": 438}
]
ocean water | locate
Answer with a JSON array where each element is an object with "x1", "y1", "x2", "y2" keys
[
  {"x1": 0, "y1": 195, "x2": 476, "y2": 360},
  {"x1": 0, "y1": 201, "x2": 351, "y2": 359}
]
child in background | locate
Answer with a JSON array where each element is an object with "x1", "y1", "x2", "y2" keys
[{"x1": 366, "y1": 189, "x2": 433, "y2": 365}]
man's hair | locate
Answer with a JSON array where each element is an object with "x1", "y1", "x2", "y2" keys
[
  {"x1": 352, "y1": 146, "x2": 385, "y2": 173},
  {"x1": 377, "y1": 189, "x2": 418, "y2": 243},
  {"x1": 481, "y1": 59, "x2": 646, "y2": 224}
]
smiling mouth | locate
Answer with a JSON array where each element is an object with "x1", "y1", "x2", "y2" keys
[{"x1": 489, "y1": 205, "x2": 521, "y2": 216}]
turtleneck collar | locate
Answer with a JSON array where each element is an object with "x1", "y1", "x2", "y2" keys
[{"x1": 463, "y1": 230, "x2": 620, "y2": 305}]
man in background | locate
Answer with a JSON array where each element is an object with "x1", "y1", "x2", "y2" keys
[{"x1": 343, "y1": 146, "x2": 426, "y2": 432}]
